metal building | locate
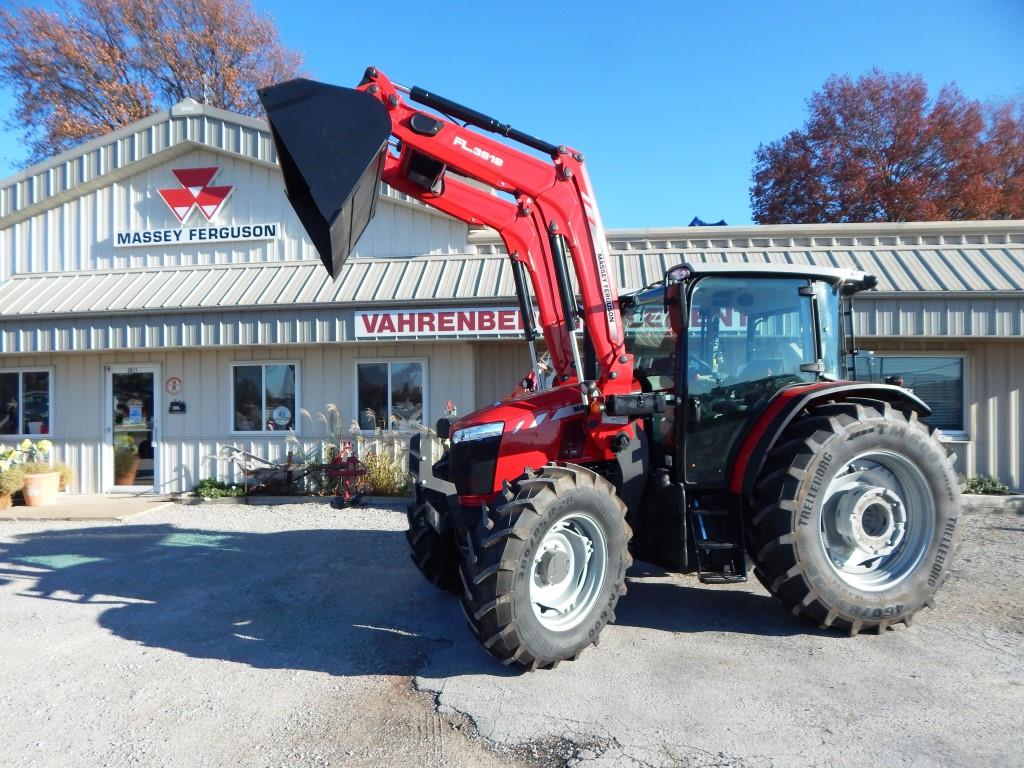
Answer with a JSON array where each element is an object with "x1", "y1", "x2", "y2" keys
[{"x1": 1, "y1": 100, "x2": 1022, "y2": 493}]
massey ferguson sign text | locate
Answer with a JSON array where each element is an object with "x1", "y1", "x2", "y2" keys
[
  {"x1": 114, "y1": 166, "x2": 280, "y2": 248},
  {"x1": 355, "y1": 307, "x2": 526, "y2": 339}
]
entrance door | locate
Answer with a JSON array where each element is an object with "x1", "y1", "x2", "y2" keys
[{"x1": 106, "y1": 365, "x2": 160, "y2": 493}]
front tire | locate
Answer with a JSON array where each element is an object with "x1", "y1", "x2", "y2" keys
[
  {"x1": 406, "y1": 490, "x2": 459, "y2": 592},
  {"x1": 459, "y1": 464, "x2": 632, "y2": 670},
  {"x1": 750, "y1": 400, "x2": 961, "y2": 634}
]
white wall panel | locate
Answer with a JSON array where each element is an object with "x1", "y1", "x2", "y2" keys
[
  {"x1": 0, "y1": 343, "x2": 481, "y2": 493},
  {"x1": 1, "y1": 147, "x2": 468, "y2": 281}
]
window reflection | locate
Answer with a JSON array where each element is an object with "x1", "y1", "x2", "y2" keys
[
  {"x1": 855, "y1": 356, "x2": 963, "y2": 431},
  {"x1": 357, "y1": 361, "x2": 424, "y2": 430}
]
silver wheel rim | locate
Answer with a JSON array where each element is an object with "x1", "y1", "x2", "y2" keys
[
  {"x1": 530, "y1": 512, "x2": 608, "y2": 631},
  {"x1": 819, "y1": 450, "x2": 935, "y2": 591}
]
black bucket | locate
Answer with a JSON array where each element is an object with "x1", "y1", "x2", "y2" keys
[{"x1": 259, "y1": 78, "x2": 392, "y2": 278}]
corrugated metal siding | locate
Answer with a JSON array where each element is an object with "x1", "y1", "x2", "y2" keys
[
  {"x1": 4, "y1": 338, "x2": 1021, "y2": 493},
  {"x1": 0, "y1": 106, "x2": 273, "y2": 222},
  {"x1": 2, "y1": 269, "x2": 1022, "y2": 355},
  {"x1": 2, "y1": 253, "x2": 1020, "y2": 315},
  {"x1": 473, "y1": 342, "x2": 532, "y2": 408},
  {"x1": 0, "y1": 148, "x2": 467, "y2": 280},
  {"x1": 855, "y1": 296, "x2": 1024, "y2": 338},
  {"x1": 471, "y1": 223, "x2": 1024, "y2": 292},
  {"x1": 600, "y1": 244, "x2": 1024, "y2": 294}
]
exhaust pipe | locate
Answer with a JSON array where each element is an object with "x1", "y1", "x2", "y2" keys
[{"x1": 258, "y1": 78, "x2": 392, "y2": 278}]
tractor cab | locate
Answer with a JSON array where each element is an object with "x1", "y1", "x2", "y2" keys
[{"x1": 621, "y1": 262, "x2": 873, "y2": 490}]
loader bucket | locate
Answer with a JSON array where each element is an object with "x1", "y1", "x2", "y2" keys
[{"x1": 259, "y1": 78, "x2": 392, "y2": 278}]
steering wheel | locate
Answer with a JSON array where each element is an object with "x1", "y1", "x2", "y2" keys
[{"x1": 688, "y1": 353, "x2": 714, "y2": 377}]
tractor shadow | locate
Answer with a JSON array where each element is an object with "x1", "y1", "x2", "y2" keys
[
  {"x1": 617, "y1": 561, "x2": 834, "y2": 638},
  {"x1": 0, "y1": 523, "x2": 828, "y2": 682},
  {"x1": 0, "y1": 522, "x2": 510, "y2": 679}
]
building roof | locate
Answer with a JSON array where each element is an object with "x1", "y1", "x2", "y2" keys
[
  {"x1": 474, "y1": 220, "x2": 1024, "y2": 294},
  {"x1": 1, "y1": 220, "x2": 1022, "y2": 353},
  {"x1": 0, "y1": 256, "x2": 515, "y2": 318},
  {"x1": 0, "y1": 219, "x2": 1020, "y2": 323}
]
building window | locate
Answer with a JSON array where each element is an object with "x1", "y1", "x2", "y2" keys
[
  {"x1": 231, "y1": 363, "x2": 297, "y2": 432},
  {"x1": 854, "y1": 355, "x2": 964, "y2": 432},
  {"x1": 356, "y1": 360, "x2": 424, "y2": 431},
  {"x1": 0, "y1": 369, "x2": 52, "y2": 436}
]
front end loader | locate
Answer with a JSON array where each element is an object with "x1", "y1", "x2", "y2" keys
[{"x1": 260, "y1": 69, "x2": 962, "y2": 670}]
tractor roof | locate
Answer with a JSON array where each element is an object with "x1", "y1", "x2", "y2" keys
[{"x1": 679, "y1": 261, "x2": 871, "y2": 285}]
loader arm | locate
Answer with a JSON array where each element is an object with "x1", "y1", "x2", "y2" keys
[{"x1": 259, "y1": 68, "x2": 634, "y2": 406}]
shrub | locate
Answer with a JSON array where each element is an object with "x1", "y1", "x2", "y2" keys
[
  {"x1": 962, "y1": 474, "x2": 1010, "y2": 495},
  {"x1": 54, "y1": 462, "x2": 75, "y2": 491},
  {"x1": 193, "y1": 478, "x2": 246, "y2": 500},
  {"x1": 357, "y1": 452, "x2": 411, "y2": 497},
  {"x1": 0, "y1": 467, "x2": 21, "y2": 496}
]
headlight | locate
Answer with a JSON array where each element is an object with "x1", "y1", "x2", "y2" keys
[{"x1": 451, "y1": 421, "x2": 504, "y2": 444}]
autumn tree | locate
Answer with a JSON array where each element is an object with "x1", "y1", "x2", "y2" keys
[
  {"x1": 0, "y1": 0, "x2": 302, "y2": 164},
  {"x1": 750, "y1": 70, "x2": 1024, "y2": 223}
]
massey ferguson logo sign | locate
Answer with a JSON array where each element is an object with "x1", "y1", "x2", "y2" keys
[
  {"x1": 158, "y1": 166, "x2": 232, "y2": 222},
  {"x1": 114, "y1": 166, "x2": 280, "y2": 249}
]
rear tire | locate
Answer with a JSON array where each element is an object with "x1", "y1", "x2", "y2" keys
[
  {"x1": 750, "y1": 399, "x2": 961, "y2": 634},
  {"x1": 406, "y1": 491, "x2": 459, "y2": 592},
  {"x1": 459, "y1": 464, "x2": 632, "y2": 670}
]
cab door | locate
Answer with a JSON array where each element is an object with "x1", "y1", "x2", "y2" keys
[{"x1": 682, "y1": 277, "x2": 818, "y2": 488}]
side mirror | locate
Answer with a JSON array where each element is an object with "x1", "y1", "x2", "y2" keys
[{"x1": 435, "y1": 418, "x2": 451, "y2": 440}]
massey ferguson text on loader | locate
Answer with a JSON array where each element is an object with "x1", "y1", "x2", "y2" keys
[{"x1": 259, "y1": 69, "x2": 962, "y2": 670}]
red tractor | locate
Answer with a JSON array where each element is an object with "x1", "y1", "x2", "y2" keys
[{"x1": 260, "y1": 70, "x2": 961, "y2": 670}]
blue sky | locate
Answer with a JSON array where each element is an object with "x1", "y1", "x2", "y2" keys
[{"x1": 1, "y1": 0, "x2": 1022, "y2": 227}]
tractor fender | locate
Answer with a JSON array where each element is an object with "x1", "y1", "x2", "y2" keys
[{"x1": 728, "y1": 382, "x2": 932, "y2": 497}]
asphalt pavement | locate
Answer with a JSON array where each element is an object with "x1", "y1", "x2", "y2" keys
[{"x1": 0, "y1": 502, "x2": 1020, "y2": 768}]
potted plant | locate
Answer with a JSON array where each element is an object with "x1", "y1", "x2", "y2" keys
[
  {"x1": 17, "y1": 439, "x2": 60, "y2": 507},
  {"x1": 114, "y1": 434, "x2": 140, "y2": 485}
]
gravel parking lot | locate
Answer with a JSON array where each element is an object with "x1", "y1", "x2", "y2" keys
[{"x1": 0, "y1": 501, "x2": 1020, "y2": 768}]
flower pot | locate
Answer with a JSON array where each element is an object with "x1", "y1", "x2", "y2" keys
[
  {"x1": 0, "y1": 492, "x2": 11, "y2": 510},
  {"x1": 115, "y1": 457, "x2": 140, "y2": 486},
  {"x1": 22, "y1": 471, "x2": 61, "y2": 507}
]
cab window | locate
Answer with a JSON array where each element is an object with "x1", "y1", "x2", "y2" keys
[
  {"x1": 687, "y1": 277, "x2": 816, "y2": 393},
  {"x1": 623, "y1": 291, "x2": 676, "y2": 392},
  {"x1": 685, "y1": 277, "x2": 817, "y2": 486}
]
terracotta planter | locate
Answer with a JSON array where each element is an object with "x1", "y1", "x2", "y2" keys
[
  {"x1": 115, "y1": 457, "x2": 140, "y2": 486},
  {"x1": 0, "y1": 492, "x2": 11, "y2": 510},
  {"x1": 22, "y1": 471, "x2": 61, "y2": 507}
]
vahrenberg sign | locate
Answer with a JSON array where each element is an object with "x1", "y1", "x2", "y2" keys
[{"x1": 355, "y1": 307, "x2": 526, "y2": 339}]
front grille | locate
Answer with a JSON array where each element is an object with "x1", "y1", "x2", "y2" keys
[{"x1": 450, "y1": 436, "x2": 501, "y2": 496}]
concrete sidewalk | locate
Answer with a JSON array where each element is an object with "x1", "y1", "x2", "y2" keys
[{"x1": 0, "y1": 494, "x2": 172, "y2": 521}]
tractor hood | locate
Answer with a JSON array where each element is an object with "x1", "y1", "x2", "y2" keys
[
  {"x1": 447, "y1": 385, "x2": 589, "y2": 499},
  {"x1": 451, "y1": 385, "x2": 585, "y2": 443},
  {"x1": 258, "y1": 78, "x2": 392, "y2": 278}
]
